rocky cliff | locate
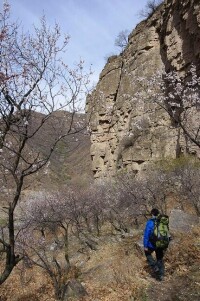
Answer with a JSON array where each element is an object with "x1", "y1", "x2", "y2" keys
[{"x1": 86, "y1": 0, "x2": 200, "y2": 179}]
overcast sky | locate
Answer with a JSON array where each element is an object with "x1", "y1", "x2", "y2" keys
[{"x1": 3, "y1": 0, "x2": 148, "y2": 86}]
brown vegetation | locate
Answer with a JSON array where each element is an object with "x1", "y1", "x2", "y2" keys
[{"x1": 0, "y1": 226, "x2": 199, "y2": 301}]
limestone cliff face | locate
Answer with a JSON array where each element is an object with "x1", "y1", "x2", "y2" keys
[{"x1": 86, "y1": 0, "x2": 200, "y2": 178}]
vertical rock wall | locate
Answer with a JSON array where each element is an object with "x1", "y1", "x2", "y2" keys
[{"x1": 86, "y1": 0, "x2": 200, "y2": 178}]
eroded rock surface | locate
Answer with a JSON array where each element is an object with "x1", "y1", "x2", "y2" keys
[{"x1": 86, "y1": 0, "x2": 200, "y2": 178}]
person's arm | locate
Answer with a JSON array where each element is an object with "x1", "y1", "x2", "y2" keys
[{"x1": 143, "y1": 220, "x2": 153, "y2": 250}]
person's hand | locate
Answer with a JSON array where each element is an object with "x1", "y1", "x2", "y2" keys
[{"x1": 144, "y1": 247, "x2": 148, "y2": 252}]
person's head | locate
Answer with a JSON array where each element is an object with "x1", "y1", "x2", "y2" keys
[{"x1": 151, "y1": 208, "x2": 160, "y2": 217}]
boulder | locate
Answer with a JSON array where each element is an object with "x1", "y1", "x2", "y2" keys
[
  {"x1": 169, "y1": 209, "x2": 199, "y2": 233},
  {"x1": 64, "y1": 279, "x2": 87, "y2": 300}
]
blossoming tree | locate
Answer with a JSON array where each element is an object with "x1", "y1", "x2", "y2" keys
[
  {"x1": 0, "y1": 2, "x2": 91, "y2": 284},
  {"x1": 132, "y1": 66, "x2": 200, "y2": 149}
]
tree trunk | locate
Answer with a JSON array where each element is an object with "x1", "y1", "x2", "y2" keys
[{"x1": 0, "y1": 207, "x2": 21, "y2": 284}]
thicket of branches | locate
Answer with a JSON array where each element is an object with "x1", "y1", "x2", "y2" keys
[{"x1": 5, "y1": 158, "x2": 199, "y2": 300}]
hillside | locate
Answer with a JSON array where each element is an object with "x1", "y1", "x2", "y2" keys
[
  {"x1": 0, "y1": 220, "x2": 200, "y2": 301},
  {"x1": 24, "y1": 110, "x2": 92, "y2": 189}
]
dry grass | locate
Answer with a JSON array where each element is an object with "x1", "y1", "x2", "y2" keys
[
  {"x1": 79, "y1": 236, "x2": 149, "y2": 301},
  {"x1": 0, "y1": 266, "x2": 55, "y2": 301},
  {"x1": 0, "y1": 226, "x2": 200, "y2": 301},
  {"x1": 165, "y1": 226, "x2": 200, "y2": 277}
]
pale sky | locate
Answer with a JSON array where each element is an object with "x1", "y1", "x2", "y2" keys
[{"x1": 3, "y1": 0, "x2": 149, "y2": 85}]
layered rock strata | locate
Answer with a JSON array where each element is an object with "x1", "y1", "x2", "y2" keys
[{"x1": 86, "y1": 0, "x2": 200, "y2": 178}]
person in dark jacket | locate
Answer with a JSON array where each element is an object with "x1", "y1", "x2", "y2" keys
[{"x1": 143, "y1": 208, "x2": 165, "y2": 281}]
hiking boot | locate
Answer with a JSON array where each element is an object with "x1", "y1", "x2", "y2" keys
[
  {"x1": 156, "y1": 275, "x2": 164, "y2": 281},
  {"x1": 153, "y1": 266, "x2": 159, "y2": 273}
]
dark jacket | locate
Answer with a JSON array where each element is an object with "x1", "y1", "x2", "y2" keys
[{"x1": 143, "y1": 218, "x2": 156, "y2": 249}]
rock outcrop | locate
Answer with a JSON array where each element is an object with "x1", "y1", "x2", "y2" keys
[{"x1": 86, "y1": 0, "x2": 200, "y2": 178}]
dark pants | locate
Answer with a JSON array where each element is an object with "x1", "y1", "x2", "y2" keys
[{"x1": 145, "y1": 248, "x2": 165, "y2": 278}]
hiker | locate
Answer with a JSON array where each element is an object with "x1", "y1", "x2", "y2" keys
[{"x1": 143, "y1": 208, "x2": 169, "y2": 281}]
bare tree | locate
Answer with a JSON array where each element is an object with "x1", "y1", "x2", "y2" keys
[
  {"x1": 138, "y1": 0, "x2": 163, "y2": 19},
  {"x1": 114, "y1": 30, "x2": 130, "y2": 51},
  {"x1": 19, "y1": 191, "x2": 89, "y2": 300},
  {"x1": 0, "y1": 2, "x2": 91, "y2": 284},
  {"x1": 113, "y1": 170, "x2": 170, "y2": 227},
  {"x1": 171, "y1": 159, "x2": 200, "y2": 216}
]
